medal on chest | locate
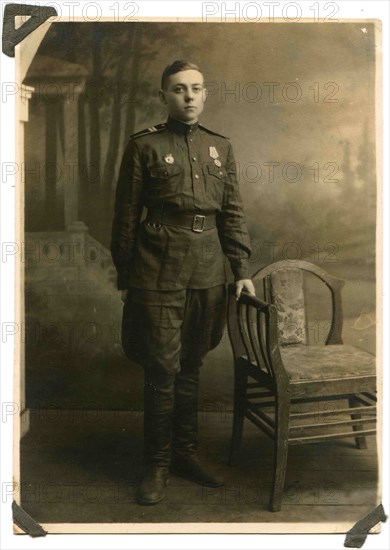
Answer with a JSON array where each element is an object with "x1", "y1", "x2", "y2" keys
[{"x1": 209, "y1": 146, "x2": 221, "y2": 167}]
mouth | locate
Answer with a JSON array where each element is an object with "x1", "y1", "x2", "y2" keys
[{"x1": 184, "y1": 106, "x2": 196, "y2": 110}]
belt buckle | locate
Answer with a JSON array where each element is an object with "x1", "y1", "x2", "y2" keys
[{"x1": 192, "y1": 214, "x2": 205, "y2": 233}]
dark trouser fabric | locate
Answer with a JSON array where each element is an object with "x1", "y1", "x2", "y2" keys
[
  {"x1": 121, "y1": 284, "x2": 228, "y2": 375},
  {"x1": 121, "y1": 284, "x2": 227, "y2": 467}
]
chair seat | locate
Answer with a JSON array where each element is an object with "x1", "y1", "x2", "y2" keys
[{"x1": 279, "y1": 344, "x2": 376, "y2": 382}]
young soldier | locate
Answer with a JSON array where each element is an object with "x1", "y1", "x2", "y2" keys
[{"x1": 111, "y1": 60, "x2": 255, "y2": 505}]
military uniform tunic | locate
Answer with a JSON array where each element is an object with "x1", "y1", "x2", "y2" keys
[
  {"x1": 111, "y1": 116, "x2": 252, "y2": 291},
  {"x1": 111, "y1": 116, "x2": 252, "y2": 373}
]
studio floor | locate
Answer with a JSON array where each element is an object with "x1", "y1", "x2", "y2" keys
[{"x1": 19, "y1": 407, "x2": 379, "y2": 528}]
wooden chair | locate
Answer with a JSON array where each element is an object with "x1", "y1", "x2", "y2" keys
[{"x1": 227, "y1": 259, "x2": 377, "y2": 512}]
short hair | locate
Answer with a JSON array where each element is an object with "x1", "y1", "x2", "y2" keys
[{"x1": 161, "y1": 60, "x2": 203, "y2": 90}]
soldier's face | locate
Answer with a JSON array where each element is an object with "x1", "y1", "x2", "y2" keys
[{"x1": 159, "y1": 70, "x2": 207, "y2": 123}]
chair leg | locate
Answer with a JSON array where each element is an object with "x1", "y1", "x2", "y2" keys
[
  {"x1": 270, "y1": 399, "x2": 290, "y2": 512},
  {"x1": 348, "y1": 397, "x2": 367, "y2": 450},
  {"x1": 228, "y1": 369, "x2": 247, "y2": 466}
]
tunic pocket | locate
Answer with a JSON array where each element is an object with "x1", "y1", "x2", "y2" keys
[
  {"x1": 203, "y1": 163, "x2": 226, "y2": 203},
  {"x1": 147, "y1": 164, "x2": 181, "y2": 199}
]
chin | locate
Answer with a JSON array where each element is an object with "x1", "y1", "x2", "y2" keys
[{"x1": 182, "y1": 112, "x2": 198, "y2": 121}]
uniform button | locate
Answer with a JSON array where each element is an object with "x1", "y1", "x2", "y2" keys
[
  {"x1": 194, "y1": 174, "x2": 199, "y2": 179},
  {"x1": 189, "y1": 138, "x2": 193, "y2": 142},
  {"x1": 192, "y1": 156, "x2": 197, "y2": 162}
]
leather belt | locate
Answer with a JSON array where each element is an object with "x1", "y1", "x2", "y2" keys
[{"x1": 146, "y1": 210, "x2": 217, "y2": 233}]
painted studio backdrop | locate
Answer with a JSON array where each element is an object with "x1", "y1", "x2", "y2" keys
[{"x1": 23, "y1": 22, "x2": 377, "y2": 410}]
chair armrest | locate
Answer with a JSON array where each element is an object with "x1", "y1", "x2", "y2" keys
[{"x1": 227, "y1": 283, "x2": 273, "y2": 313}]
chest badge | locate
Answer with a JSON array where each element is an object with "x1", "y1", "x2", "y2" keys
[
  {"x1": 209, "y1": 146, "x2": 221, "y2": 166},
  {"x1": 209, "y1": 146, "x2": 219, "y2": 159},
  {"x1": 164, "y1": 154, "x2": 175, "y2": 164}
]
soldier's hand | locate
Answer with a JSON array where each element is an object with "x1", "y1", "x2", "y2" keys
[
  {"x1": 121, "y1": 289, "x2": 129, "y2": 303},
  {"x1": 235, "y1": 279, "x2": 256, "y2": 301}
]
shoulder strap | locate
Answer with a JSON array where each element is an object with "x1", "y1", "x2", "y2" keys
[
  {"x1": 198, "y1": 123, "x2": 229, "y2": 139},
  {"x1": 130, "y1": 123, "x2": 166, "y2": 140}
]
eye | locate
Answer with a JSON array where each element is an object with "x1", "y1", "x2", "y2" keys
[
  {"x1": 193, "y1": 87, "x2": 202, "y2": 93},
  {"x1": 174, "y1": 86, "x2": 184, "y2": 93}
]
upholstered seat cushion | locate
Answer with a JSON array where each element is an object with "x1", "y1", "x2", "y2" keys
[{"x1": 279, "y1": 344, "x2": 376, "y2": 381}]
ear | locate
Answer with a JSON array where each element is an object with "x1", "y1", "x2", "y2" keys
[
  {"x1": 158, "y1": 89, "x2": 167, "y2": 105},
  {"x1": 202, "y1": 86, "x2": 208, "y2": 103}
]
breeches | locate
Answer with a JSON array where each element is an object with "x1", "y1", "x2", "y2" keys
[{"x1": 121, "y1": 284, "x2": 227, "y2": 375}]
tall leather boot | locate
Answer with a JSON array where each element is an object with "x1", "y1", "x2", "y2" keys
[
  {"x1": 171, "y1": 360, "x2": 224, "y2": 487},
  {"x1": 136, "y1": 370, "x2": 174, "y2": 505}
]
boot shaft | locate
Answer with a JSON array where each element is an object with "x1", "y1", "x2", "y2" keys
[{"x1": 143, "y1": 371, "x2": 175, "y2": 467}]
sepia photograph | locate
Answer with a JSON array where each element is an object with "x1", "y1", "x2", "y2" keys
[{"x1": 2, "y1": 3, "x2": 385, "y2": 541}]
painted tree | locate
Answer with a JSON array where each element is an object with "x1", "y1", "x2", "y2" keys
[{"x1": 37, "y1": 22, "x2": 193, "y2": 242}]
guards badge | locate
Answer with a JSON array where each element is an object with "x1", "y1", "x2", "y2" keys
[{"x1": 164, "y1": 154, "x2": 174, "y2": 164}]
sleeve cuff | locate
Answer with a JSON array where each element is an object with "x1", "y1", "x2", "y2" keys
[
  {"x1": 232, "y1": 263, "x2": 251, "y2": 282},
  {"x1": 117, "y1": 272, "x2": 130, "y2": 290}
]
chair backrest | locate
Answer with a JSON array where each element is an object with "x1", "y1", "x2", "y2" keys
[
  {"x1": 252, "y1": 260, "x2": 345, "y2": 347},
  {"x1": 227, "y1": 287, "x2": 285, "y2": 385},
  {"x1": 269, "y1": 268, "x2": 307, "y2": 345},
  {"x1": 227, "y1": 261, "x2": 346, "y2": 386}
]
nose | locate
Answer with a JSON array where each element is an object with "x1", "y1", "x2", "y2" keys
[{"x1": 185, "y1": 89, "x2": 194, "y2": 102}]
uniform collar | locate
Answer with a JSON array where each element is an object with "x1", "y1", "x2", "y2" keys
[{"x1": 166, "y1": 116, "x2": 199, "y2": 135}]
